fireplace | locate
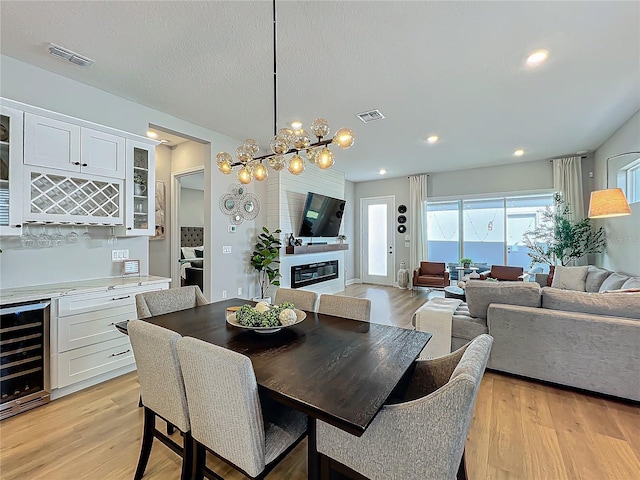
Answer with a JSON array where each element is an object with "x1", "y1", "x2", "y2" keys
[{"x1": 291, "y1": 260, "x2": 339, "y2": 288}]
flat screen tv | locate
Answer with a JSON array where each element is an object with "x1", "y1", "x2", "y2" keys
[{"x1": 298, "y1": 192, "x2": 345, "y2": 237}]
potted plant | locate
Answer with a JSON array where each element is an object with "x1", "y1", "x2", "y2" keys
[
  {"x1": 523, "y1": 193, "x2": 606, "y2": 267},
  {"x1": 251, "y1": 226, "x2": 282, "y2": 301},
  {"x1": 460, "y1": 258, "x2": 473, "y2": 268}
]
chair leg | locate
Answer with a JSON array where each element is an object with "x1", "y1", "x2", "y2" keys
[
  {"x1": 457, "y1": 450, "x2": 468, "y2": 480},
  {"x1": 167, "y1": 423, "x2": 175, "y2": 435},
  {"x1": 193, "y1": 441, "x2": 206, "y2": 480},
  {"x1": 180, "y1": 432, "x2": 194, "y2": 480},
  {"x1": 134, "y1": 407, "x2": 156, "y2": 480}
]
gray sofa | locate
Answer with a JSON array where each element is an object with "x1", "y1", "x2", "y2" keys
[{"x1": 451, "y1": 274, "x2": 640, "y2": 402}]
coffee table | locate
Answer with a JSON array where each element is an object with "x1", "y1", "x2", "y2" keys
[{"x1": 444, "y1": 285, "x2": 466, "y2": 301}]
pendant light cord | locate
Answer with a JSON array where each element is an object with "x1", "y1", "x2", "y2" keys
[{"x1": 273, "y1": 0, "x2": 278, "y2": 137}]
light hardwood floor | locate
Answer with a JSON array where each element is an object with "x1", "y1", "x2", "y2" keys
[{"x1": 1, "y1": 284, "x2": 638, "y2": 479}]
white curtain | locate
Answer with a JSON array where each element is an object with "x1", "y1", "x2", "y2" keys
[
  {"x1": 409, "y1": 175, "x2": 428, "y2": 278},
  {"x1": 553, "y1": 157, "x2": 584, "y2": 221}
]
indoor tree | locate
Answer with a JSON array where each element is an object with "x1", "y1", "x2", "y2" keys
[
  {"x1": 251, "y1": 226, "x2": 282, "y2": 299},
  {"x1": 523, "y1": 193, "x2": 606, "y2": 267}
]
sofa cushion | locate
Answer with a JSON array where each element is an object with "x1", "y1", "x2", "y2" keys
[
  {"x1": 465, "y1": 280, "x2": 541, "y2": 320},
  {"x1": 585, "y1": 266, "x2": 611, "y2": 292},
  {"x1": 551, "y1": 265, "x2": 589, "y2": 291},
  {"x1": 542, "y1": 287, "x2": 640, "y2": 319},
  {"x1": 621, "y1": 277, "x2": 640, "y2": 290},
  {"x1": 451, "y1": 303, "x2": 488, "y2": 340},
  {"x1": 598, "y1": 272, "x2": 630, "y2": 292}
]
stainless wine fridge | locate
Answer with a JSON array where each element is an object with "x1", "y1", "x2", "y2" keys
[{"x1": 0, "y1": 300, "x2": 50, "y2": 420}]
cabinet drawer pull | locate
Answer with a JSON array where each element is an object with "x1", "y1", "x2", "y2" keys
[
  {"x1": 110, "y1": 349, "x2": 130, "y2": 357},
  {"x1": 82, "y1": 163, "x2": 88, "y2": 167},
  {"x1": 73, "y1": 161, "x2": 81, "y2": 166},
  {"x1": 111, "y1": 295, "x2": 131, "y2": 301}
]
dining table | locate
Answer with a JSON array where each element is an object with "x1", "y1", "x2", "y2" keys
[{"x1": 117, "y1": 298, "x2": 431, "y2": 479}]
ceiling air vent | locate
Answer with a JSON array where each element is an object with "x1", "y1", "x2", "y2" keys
[
  {"x1": 357, "y1": 109, "x2": 385, "y2": 123},
  {"x1": 48, "y1": 43, "x2": 94, "y2": 67}
]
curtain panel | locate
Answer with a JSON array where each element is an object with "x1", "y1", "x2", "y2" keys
[{"x1": 409, "y1": 175, "x2": 428, "y2": 279}]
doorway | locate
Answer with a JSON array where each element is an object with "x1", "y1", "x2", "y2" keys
[{"x1": 360, "y1": 196, "x2": 395, "y2": 285}]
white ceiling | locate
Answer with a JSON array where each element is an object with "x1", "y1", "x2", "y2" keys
[{"x1": 1, "y1": 1, "x2": 638, "y2": 182}]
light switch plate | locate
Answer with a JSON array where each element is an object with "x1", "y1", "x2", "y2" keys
[{"x1": 223, "y1": 245, "x2": 232, "y2": 254}]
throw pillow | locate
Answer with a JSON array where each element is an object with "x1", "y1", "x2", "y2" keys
[
  {"x1": 598, "y1": 272, "x2": 630, "y2": 292},
  {"x1": 551, "y1": 266, "x2": 589, "y2": 291},
  {"x1": 585, "y1": 266, "x2": 611, "y2": 292},
  {"x1": 194, "y1": 246, "x2": 204, "y2": 258},
  {"x1": 181, "y1": 246, "x2": 197, "y2": 259},
  {"x1": 621, "y1": 277, "x2": 640, "y2": 289}
]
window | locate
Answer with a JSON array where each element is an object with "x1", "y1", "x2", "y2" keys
[
  {"x1": 620, "y1": 158, "x2": 640, "y2": 204},
  {"x1": 425, "y1": 193, "x2": 553, "y2": 271}
]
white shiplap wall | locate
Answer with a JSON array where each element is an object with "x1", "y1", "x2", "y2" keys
[{"x1": 267, "y1": 167, "x2": 346, "y2": 294}]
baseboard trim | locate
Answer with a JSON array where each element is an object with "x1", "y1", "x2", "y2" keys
[{"x1": 346, "y1": 278, "x2": 361, "y2": 285}]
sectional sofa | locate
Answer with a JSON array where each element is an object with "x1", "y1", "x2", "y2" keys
[{"x1": 450, "y1": 266, "x2": 640, "y2": 401}]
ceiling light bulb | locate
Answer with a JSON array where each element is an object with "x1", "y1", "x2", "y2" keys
[
  {"x1": 333, "y1": 128, "x2": 355, "y2": 149},
  {"x1": 216, "y1": 152, "x2": 233, "y2": 174},
  {"x1": 146, "y1": 130, "x2": 158, "y2": 139},
  {"x1": 288, "y1": 154, "x2": 305, "y2": 175},
  {"x1": 316, "y1": 147, "x2": 335, "y2": 170},
  {"x1": 514, "y1": 149, "x2": 525, "y2": 157},
  {"x1": 379, "y1": 169, "x2": 387, "y2": 175},
  {"x1": 269, "y1": 154, "x2": 285, "y2": 171},
  {"x1": 427, "y1": 135, "x2": 438, "y2": 144},
  {"x1": 291, "y1": 121, "x2": 303, "y2": 130},
  {"x1": 526, "y1": 49, "x2": 549, "y2": 66},
  {"x1": 252, "y1": 162, "x2": 268, "y2": 181},
  {"x1": 237, "y1": 165, "x2": 252, "y2": 184}
]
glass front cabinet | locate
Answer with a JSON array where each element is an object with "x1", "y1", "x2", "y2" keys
[
  {"x1": 117, "y1": 139, "x2": 156, "y2": 236},
  {"x1": 0, "y1": 105, "x2": 24, "y2": 236}
]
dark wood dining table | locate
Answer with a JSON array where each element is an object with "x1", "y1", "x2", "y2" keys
[{"x1": 118, "y1": 298, "x2": 431, "y2": 479}]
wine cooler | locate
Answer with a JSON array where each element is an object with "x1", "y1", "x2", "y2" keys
[{"x1": 1, "y1": 300, "x2": 50, "y2": 420}]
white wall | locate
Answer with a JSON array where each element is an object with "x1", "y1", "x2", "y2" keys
[
  {"x1": 344, "y1": 180, "x2": 356, "y2": 282},
  {"x1": 180, "y1": 188, "x2": 205, "y2": 227},
  {"x1": 0, "y1": 55, "x2": 255, "y2": 299},
  {"x1": 593, "y1": 110, "x2": 640, "y2": 276},
  {"x1": 148, "y1": 144, "x2": 172, "y2": 278}
]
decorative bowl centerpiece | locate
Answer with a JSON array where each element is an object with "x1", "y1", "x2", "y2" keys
[{"x1": 226, "y1": 301, "x2": 306, "y2": 333}]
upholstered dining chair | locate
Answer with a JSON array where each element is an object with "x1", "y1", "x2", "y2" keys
[
  {"x1": 176, "y1": 337, "x2": 308, "y2": 480},
  {"x1": 273, "y1": 287, "x2": 318, "y2": 311},
  {"x1": 317, "y1": 294, "x2": 372, "y2": 322},
  {"x1": 135, "y1": 285, "x2": 209, "y2": 319},
  {"x1": 128, "y1": 320, "x2": 193, "y2": 480},
  {"x1": 316, "y1": 334, "x2": 493, "y2": 480}
]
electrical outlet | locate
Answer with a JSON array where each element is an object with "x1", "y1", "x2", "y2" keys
[
  {"x1": 222, "y1": 290, "x2": 227, "y2": 299},
  {"x1": 237, "y1": 287, "x2": 242, "y2": 296},
  {"x1": 404, "y1": 235, "x2": 410, "y2": 241},
  {"x1": 223, "y1": 245, "x2": 232, "y2": 254}
]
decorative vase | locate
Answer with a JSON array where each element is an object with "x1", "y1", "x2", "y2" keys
[
  {"x1": 397, "y1": 261, "x2": 410, "y2": 289},
  {"x1": 134, "y1": 183, "x2": 146, "y2": 196},
  {"x1": 288, "y1": 233, "x2": 295, "y2": 246}
]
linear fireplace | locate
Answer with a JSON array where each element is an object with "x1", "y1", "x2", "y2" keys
[{"x1": 291, "y1": 260, "x2": 339, "y2": 288}]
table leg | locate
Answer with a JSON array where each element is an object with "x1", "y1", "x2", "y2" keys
[{"x1": 308, "y1": 417, "x2": 320, "y2": 480}]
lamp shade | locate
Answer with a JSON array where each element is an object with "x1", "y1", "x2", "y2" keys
[{"x1": 588, "y1": 188, "x2": 632, "y2": 218}]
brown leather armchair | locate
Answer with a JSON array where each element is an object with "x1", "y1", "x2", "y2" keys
[
  {"x1": 413, "y1": 262, "x2": 449, "y2": 289},
  {"x1": 479, "y1": 265, "x2": 524, "y2": 281}
]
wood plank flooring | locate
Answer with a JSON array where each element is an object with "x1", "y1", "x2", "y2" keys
[{"x1": 1, "y1": 284, "x2": 638, "y2": 479}]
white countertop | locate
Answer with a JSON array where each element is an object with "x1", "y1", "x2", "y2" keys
[{"x1": 0, "y1": 275, "x2": 171, "y2": 304}]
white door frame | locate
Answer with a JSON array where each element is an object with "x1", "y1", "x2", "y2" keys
[
  {"x1": 170, "y1": 166, "x2": 205, "y2": 291},
  {"x1": 360, "y1": 195, "x2": 396, "y2": 285}
]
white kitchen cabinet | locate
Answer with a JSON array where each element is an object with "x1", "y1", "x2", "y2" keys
[
  {"x1": 24, "y1": 112, "x2": 125, "y2": 179},
  {"x1": 0, "y1": 105, "x2": 24, "y2": 236},
  {"x1": 115, "y1": 139, "x2": 156, "y2": 236},
  {"x1": 52, "y1": 281, "x2": 169, "y2": 393}
]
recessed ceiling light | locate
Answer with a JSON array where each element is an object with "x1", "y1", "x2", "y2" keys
[
  {"x1": 427, "y1": 135, "x2": 438, "y2": 144},
  {"x1": 379, "y1": 169, "x2": 387, "y2": 175},
  {"x1": 526, "y1": 49, "x2": 549, "y2": 66},
  {"x1": 146, "y1": 130, "x2": 158, "y2": 139},
  {"x1": 291, "y1": 121, "x2": 303, "y2": 130},
  {"x1": 514, "y1": 149, "x2": 525, "y2": 157}
]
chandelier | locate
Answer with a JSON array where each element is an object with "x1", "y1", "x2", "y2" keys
[{"x1": 215, "y1": 1, "x2": 355, "y2": 184}]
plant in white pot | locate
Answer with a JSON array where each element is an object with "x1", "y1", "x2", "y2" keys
[{"x1": 251, "y1": 227, "x2": 282, "y2": 302}]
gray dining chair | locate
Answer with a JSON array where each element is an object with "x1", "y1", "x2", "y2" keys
[
  {"x1": 273, "y1": 287, "x2": 318, "y2": 311},
  {"x1": 135, "y1": 285, "x2": 208, "y2": 319},
  {"x1": 318, "y1": 294, "x2": 372, "y2": 321},
  {"x1": 316, "y1": 334, "x2": 493, "y2": 480},
  {"x1": 128, "y1": 320, "x2": 193, "y2": 480},
  {"x1": 176, "y1": 336, "x2": 308, "y2": 480}
]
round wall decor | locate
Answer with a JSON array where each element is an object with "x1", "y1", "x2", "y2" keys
[
  {"x1": 397, "y1": 225, "x2": 406, "y2": 233},
  {"x1": 398, "y1": 205, "x2": 407, "y2": 214},
  {"x1": 397, "y1": 215, "x2": 406, "y2": 224}
]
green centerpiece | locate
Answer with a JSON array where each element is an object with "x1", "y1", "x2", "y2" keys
[{"x1": 236, "y1": 301, "x2": 295, "y2": 328}]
